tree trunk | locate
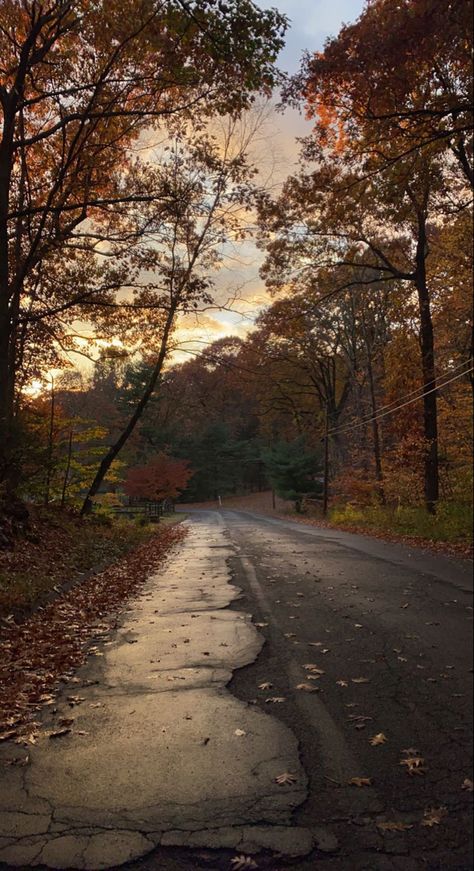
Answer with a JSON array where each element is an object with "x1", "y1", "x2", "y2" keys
[
  {"x1": 362, "y1": 311, "x2": 386, "y2": 505},
  {"x1": 44, "y1": 379, "x2": 55, "y2": 505},
  {"x1": 61, "y1": 429, "x2": 73, "y2": 508},
  {"x1": 415, "y1": 213, "x2": 439, "y2": 514},
  {"x1": 0, "y1": 146, "x2": 12, "y2": 454},
  {"x1": 80, "y1": 310, "x2": 175, "y2": 516}
]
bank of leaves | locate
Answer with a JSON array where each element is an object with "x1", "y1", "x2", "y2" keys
[{"x1": 0, "y1": 523, "x2": 187, "y2": 741}]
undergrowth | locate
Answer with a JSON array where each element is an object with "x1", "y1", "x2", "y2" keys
[
  {"x1": 329, "y1": 501, "x2": 473, "y2": 544},
  {"x1": 0, "y1": 506, "x2": 181, "y2": 618}
]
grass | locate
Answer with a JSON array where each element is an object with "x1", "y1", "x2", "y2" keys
[
  {"x1": 0, "y1": 507, "x2": 184, "y2": 619},
  {"x1": 328, "y1": 501, "x2": 473, "y2": 545}
]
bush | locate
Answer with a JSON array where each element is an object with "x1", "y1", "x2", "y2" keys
[{"x1": 329, "y1": 501, "x2": 472, "y2": 543}]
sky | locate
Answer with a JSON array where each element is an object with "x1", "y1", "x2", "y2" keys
[
  {"x1": 174, "y1": 0, "x2": 366, "y2": 355},
  {"x1": 256, "y1": 0, "x2": 366, "y2": 75},
  {"x1": 60, "y1": 1, "x2": 367, "y2": 381}
]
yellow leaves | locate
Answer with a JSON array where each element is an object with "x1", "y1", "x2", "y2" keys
[
  {"x1": 349, "y1": 777, "x2": 372, "y2": 788},
  {"x1": 370, "y1": 733, "x2": 388, "y2": 746},
  {"x1": 421, "y1": 807, "x2": 448, "y2": 828}
]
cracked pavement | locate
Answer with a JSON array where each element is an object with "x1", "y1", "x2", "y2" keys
[
  {"x1": 0, "y1": 509, "x2": 472, "y2": 870},
  {"x1": 0, "y1": 516, "x2": 311, "y2": 870}
]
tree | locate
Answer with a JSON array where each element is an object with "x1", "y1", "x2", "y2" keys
[
  {"x1": 303, "y1": 0, "x2": 473, "y2": 185},
  {"x1": 0, "y1": 0, "x2": 287, "y2": 478},
  {"x1": 80, "y1": 120, "x2": 263, "y2": 513},
  {"x1": 262, "y1": 439, "x2": 322, "y2": 513},
  {"x1": 124, "y1": 453, "x2": 191, "y2": 502}
]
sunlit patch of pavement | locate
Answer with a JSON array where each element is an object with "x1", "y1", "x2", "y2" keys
[{"x1": 0, "y1": 515, "x2": 311, "y2": 870}]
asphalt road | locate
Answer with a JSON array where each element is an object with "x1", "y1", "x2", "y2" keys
[
  {"x1": 1, "y1": 509, "x2": 472, "y2": 871},
  {"x1": 216, "y1": 508, "x2": 474, "y2": 871}
]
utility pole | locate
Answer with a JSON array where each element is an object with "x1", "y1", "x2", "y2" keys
[
  {"x1": 60, "y1": 428, "x2": 73, "y2": 509},
  {"x1": 323, "y1": 404, "x2": 330, "y2": 517},
  {"x1": 44, "y1": 377, "x2": 55, "y2": 506}
]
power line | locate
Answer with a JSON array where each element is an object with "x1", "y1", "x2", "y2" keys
[
  {"x1": 343, "y1": 356, "x2": 473, "y2": 423},
  {"x1": 327, "y1": 366, "x2": 473, "y2": 438}
]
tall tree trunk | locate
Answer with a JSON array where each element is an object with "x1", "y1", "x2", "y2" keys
[
  {"x1": 362, "y1": 310, "x2": 385, "y2": 504},
  {"x1": 0, "y1": 146, "x2": 12, "y2": 454},
  {"x1": 44, "y1": 379, "x2": 55, "y2": 505},
  {"x1": 415, "y1": 212, "x2": 439, "y2": 514},
  {"x1": 61, "y1": 429, "x2": 74, "y2": 508},
  {"x1": 80, "y1": 309, "x2": 175, "y2": 516}
]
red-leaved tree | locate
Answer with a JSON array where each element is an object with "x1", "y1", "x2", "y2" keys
[{"x1": 124, "y1": 453, "x2": 192, "y2": 503}]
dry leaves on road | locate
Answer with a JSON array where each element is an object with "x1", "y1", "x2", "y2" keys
[
  {"x1": 421, "y1": 807, "x2": 448, "y2": 827},
  {"x1": 265, "y1": 696, "x2": 286, "y2": 704},
  {"x1": 0, "y1": 525, "x2": 187, "y2": 741},
  {"x1": 275, "y1": 772, "x2": 297, "y2": 785},
  {"x1": 258, "y1": 682, "x2": 273, "y2": 691},
  {"x1": 377, "y1": 820, "x2": 414, "y2": 832},
  {"x1": 230, "y1": 856, "x2": 258, "y2": 870},
  {"x1": 370, "y1": 733, "x2": 388, "y2": 746},
  {"x1": 400, "y1": 755, "x2": 427, "y2": 776},
  {"x1": 349, "y1": 777, "x2": 372, "y2": 787},
  {"x1": 296, "y1": 683, "x2": 320, "y2": 693}
]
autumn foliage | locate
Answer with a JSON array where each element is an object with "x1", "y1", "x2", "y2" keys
[{"x1": 124, "y1": 453, "x2": 192, "y2": 502}]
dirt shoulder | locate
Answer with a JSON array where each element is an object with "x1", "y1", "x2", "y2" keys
[
  {"x1": 0, "y1": 506, "x2": 183, "y2": 621},
  {"x1": 0, "y1": 518, "x2": 187, "y2": 741}
]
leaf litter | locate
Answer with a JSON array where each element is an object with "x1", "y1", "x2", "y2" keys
[{"x1": 0, "y1": 525, "x2": 187, "y2": 741}]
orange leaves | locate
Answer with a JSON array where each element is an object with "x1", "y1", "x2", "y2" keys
[
  {"x1": 124, "y1": 453, "x2": 192, "y2": 502},
  {"x1": 0, "y1": 525, "x2": 187, "y2": 741}
]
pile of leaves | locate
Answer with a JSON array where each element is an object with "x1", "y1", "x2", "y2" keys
[
  {"x1": 0, "y1": 523, "x2": 187, "y2": 741},
  {"x1": 0, "y1": 506, "x2": 162, "y2": 619}
]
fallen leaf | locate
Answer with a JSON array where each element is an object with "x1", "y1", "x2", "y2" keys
[
  {"x1": 348, "y1": 777, "x2": 372, "y2": 787},
  {"x1": 4, "y1": 754, "x2": 30, "y2": 767},
  {"x1": 230, "y1": 855, "x2": 258, "y2": 870},
  {"x1": 370, "y1": 733, "x2": 388, "y2": 746},
  {"x1": 352, "y1": 677, "x2": 370, "y2": 684},
  {"x1": 400, "y1": 756, "x2": 427, "y2": 776},
  {"x1": 275, "y1": 772, "x2": 297, "y2": 785},
  {"x1": 234, "y1": 729, "x2": 247, "y2": 737},
  {"x1": 255, "y1": 623, "x2": 268, "y2": 629},
  {"x1": 421, "y1": 807, "x2": 448, "y2": 827},
  {"x1": 48, "y1": 728, "x2": 71, "y2": 739},
  {"x1": 377, "y1": 820, "x2": 413, "y2": 832},
  {"x1": 258, "y1": 682, "x2": 273, "y2": 691},
  {"x1": 336, "y1": 680, "x2": 349, "y2": 687},
  {"x1": 296, "y1": 683, "x2": 319, "y2": 693},
  {"x1": 0, "y1": 730, "x2": 18, "y2": 742},
  {"x1": 462, "y1": 778, "x2": 474, "y2": 792},
  {"x1": 265, "y1": 697, "x2": 286, "y2": 704}
]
